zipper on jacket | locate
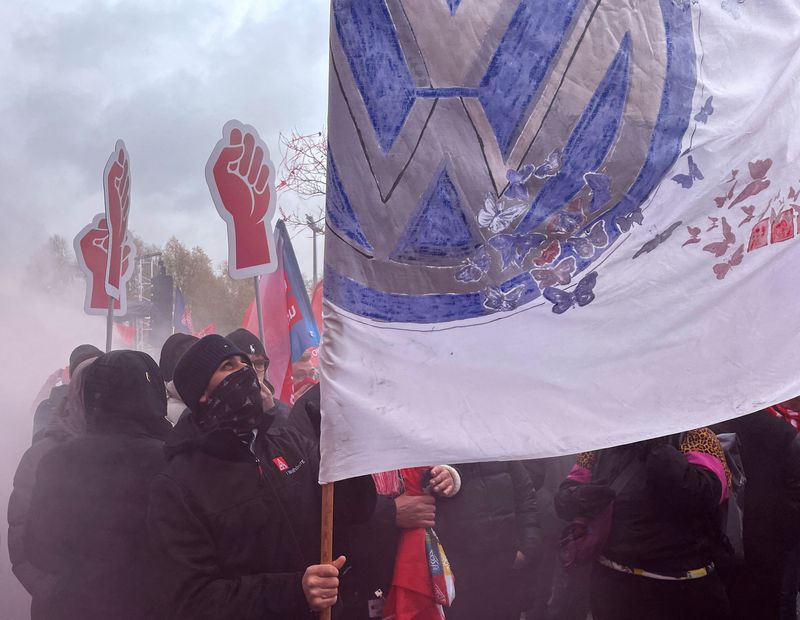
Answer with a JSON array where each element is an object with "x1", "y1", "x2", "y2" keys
[{"x1": 254, "y1": 457, "x2": 265, "y2": 487}]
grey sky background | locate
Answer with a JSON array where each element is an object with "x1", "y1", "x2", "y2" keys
[{"x1": 0, "y1": 3, "x2": 330, "y2": 616}]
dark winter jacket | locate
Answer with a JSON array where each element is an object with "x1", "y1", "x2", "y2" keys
[
  {"x1": 556, "y1": 429, "x2": 729, "y2": 574},
  {"x1": 436, "y1": 461, "x2": 541, "y2": 562},
  {"x1": 288, "y1": 383, "x2": 321, "y2": 440},
  {"x1": 24, "y1": 350, "x2": 173, "y2": 620},
  {"x1": 147, "y1": 408, "x2": 376, "y2": 620},
  {"x1": 8, "y1": 359, "x2": 93, "y2": 612},
  {"x1": 713, "y1": 411, "x2": 800, "y2": 561},
  {"x1": 31, "y1": 384, "x2": 68, "y2": 444}
]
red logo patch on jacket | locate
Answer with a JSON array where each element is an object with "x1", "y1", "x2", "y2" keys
[{"x1": 272, "y1": 456, "x2": 289, "y2": 472}]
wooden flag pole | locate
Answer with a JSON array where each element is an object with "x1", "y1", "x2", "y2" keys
[
  {"x1": 105, "y1": 295, "x2": 114, "y2": 352},
  {"x1": 320, "y1": 482, "x2": 335, "y2": 620},
  {"x1": 253, "y1": 275, "x2": 266, "y2": 346}
]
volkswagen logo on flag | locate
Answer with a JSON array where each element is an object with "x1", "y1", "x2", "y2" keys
[{"x1": 324, "y1": 0, "x2": 697, "y2": 325}]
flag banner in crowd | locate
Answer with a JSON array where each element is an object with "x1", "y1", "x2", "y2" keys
[
  {"x1": 74, "y1": 213, "x2": 136, "y2": 317},
  {"x1": 319, "y1": 0, "x2": 800, "y2": 481},
  {"x1": 244, "y1": 219, "x2": 321, "y2": 402},
  {"x1": 206, "y1": 120, "x2": 279, "y2": 280},
  {"x1": 173, "y1": 287, "x2": 193, "y2": 334}
]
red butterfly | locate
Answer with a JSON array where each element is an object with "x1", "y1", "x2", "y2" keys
[
  {"x1": 682, "y1": 226, "x2": 702, "y2": 247},
  {"x1": 748, "y1": 159, "x2": 773, "y2": 181},
  {"x1": 713, "y1": 245, "x2": 745, "y2": 280},
  {"x1": 703, "y1": 217, "x2": 735, "y2": 257},
  {"x1": 739, "y1": 205, "x2": 755, "y2": 227},
  {"x1": 789, "y1": 186, "x2": 799, "y2": 202},
  {"x1": 532, "y1": 239, "x2": 561, "y2": 267},
  {"x1": 714, "y1": 182, "x2": 737, "y2": 209}
]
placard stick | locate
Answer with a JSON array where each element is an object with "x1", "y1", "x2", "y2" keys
[
  {"x1": 253, "y1": 276, "x2": 266, "y2": 346},
  {"x1": 320, "y1": 482, "x2": 335, "y2": 620},
  {"x1": 105, "y1": 296, "x2": 114, "y2": 352}
]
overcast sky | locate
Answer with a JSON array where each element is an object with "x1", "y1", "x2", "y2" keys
[{"x1": 0, "y1": 0, "x2": 329, "y2": 277}]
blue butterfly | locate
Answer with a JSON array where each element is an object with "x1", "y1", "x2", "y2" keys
[
  {"x1": 694, "y1": 96, "x2": 714, "y2": 124},
  {"x1": 489, "y1": 232, "x2": 546, "y2": 270},
  {"x1": 672, "y1": 155, "x2": 704, "y2": 189},
  {"x1": 584, "y1": 172, "x2": 611, "y2": 214},
  {"x1": 455, "y1": 247, "x2": 491, "y2": 283},
  {"x1": 543, "y1": 271, "x2": 598, "y2": 315},
  {"x1": 533, "y1": 148, "x2": 563, "y2": 179},
  {"x1": 505, "y1": 164, "x2": 535, "y2": 200},
  {"x1": 483, "y1": 284, "x2": 526, "y2": 312},
  {"x1": 615, "y1": 208, "x2": 644, "y2": 233},
  {"x1": 568, "y1": 221, "x2": 608, "y2": 259}
]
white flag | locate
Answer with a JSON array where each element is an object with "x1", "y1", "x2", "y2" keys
[{"x1": 320, "y1": 0, "x2": 800, "y2": 482}]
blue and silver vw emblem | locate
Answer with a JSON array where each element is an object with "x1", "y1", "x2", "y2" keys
[{"x1": 324, "y1": 0, "x2": 697, "y2": 324}]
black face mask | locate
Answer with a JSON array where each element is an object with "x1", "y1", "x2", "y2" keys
[{"x1": 196, "y1": 366, "x2": 264, "y2": 436}]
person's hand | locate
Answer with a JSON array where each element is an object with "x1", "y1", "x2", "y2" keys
[
  {"x1": 302, "y1": 555, "x2": 345, "y2": 612},
  {"x1": 209, "y1": 122, "x2": 273, "y2": 271},
  {"x1": 260, "y1": 379, "x2": 275, "y2": 410},
  {"x1": 513, "y1": 551, "x2": 528, "y2": 569},
  {"x1": 429, "y1": 465, "x2": 456, "y2": 497},
  {"x1": 395, "y1": 493, "x2": 436, "y2": 529}
]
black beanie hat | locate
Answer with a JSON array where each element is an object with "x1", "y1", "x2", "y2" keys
[
  {"x1": 159, "y1": 333, "x2": 200, "y2": 382},
  {"x1": 173, "y1": 335, "x2": 247, "y2": 412},
  {"x1": 69, "y1": 344, "x2": 103, "y2": 377},
  {"x1": 226, "y1": 328, "x2": 268, "y2": 361}
]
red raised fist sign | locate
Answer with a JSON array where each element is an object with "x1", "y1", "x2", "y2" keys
[
  {"x1": 206, "y1": 120, "x2": 278, "y2": 279},
  {"x1": 103, "y1": 140, "x2": 131, "y2": 298},
  {"x1": 74, "y1": 214, "x2": 136, "y2": 316}
]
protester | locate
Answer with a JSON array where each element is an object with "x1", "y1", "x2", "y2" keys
[
  {"x1": 555, "y1": 429, "x2": 731, "y2": 620},
  {"x1": 226, "y1": 327, "x2": 270, "y2": 384},
  {"x1": 158, "y1": 332, "x2": 198, "y2": 425},
  {"x1": 713, "y1": 406, "x2": 800, "y2": 620},
  {"x1": 522, "y1": 456, "x2": 591, "y2": 620},
  {"x1": 147, "y1": 334, "x2": 375, "y2": 619},
  {"x1": 31, "y1": 344, "x2": 101, "y2": 442},
  {"x1": 24, "y1": 350, "x2": 173, "y2": 619},
  {"x1": 8, "y1": 357, "x2": 96, "y2": 616},
  {"x1": 292, "y1": 349, "x2": 318, "y2": 400},
  {"x1": 435, "y1": 460, "x2": 541, "y2": 620}
]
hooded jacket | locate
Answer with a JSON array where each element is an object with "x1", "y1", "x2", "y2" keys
[
  {"x1": 147, "y1": 408, "x2": 376, "y2": 620},
  {"x1": 7, "y1": 358, "x2": 93, "y2": 612},
  {"x1": 24, "y1": 351, "x2": 173, "y2": 620}
]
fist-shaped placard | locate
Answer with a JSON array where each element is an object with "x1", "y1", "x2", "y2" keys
[
  {"x1": 206, "y1": 120, "x2": 278, "y2": 279},
  {"x1": 103, "y1": 140, "x2": 131, "y2": 299},
  {"x1": 74, "y1": 214, "x2": 136, "y2": 316}
]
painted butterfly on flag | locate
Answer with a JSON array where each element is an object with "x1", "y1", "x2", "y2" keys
[
  {"x1": 568, "y1": 221, "x2": 609, "y2": 259},
  {"x1": 482, "y1": 284, "x2": 526, "y2": 312},
  {"x1": 505, "y1": 165, "x2": 535, "y2": 200},
  {"x1": 531, "y1": 256, "x2": 576, "y2": 289},
  {"x1": 713, "y1": 245, "x2": 745, "y2": 280},
  {"x1": 489, "y1": 232, "x2": 546, "y2": 270},
  {"x1": 548, "y1": 199, "x2": 585, "y2": 236},
  {"x1": 633, "y1": 221, "x2": 682, "y2": 259},
  {"x1": 739, "y1": 205, "x2": 756, "y2": 227},
  {"x1": 615, "y1": 208, "x2": 644, "y2": 233},
  {"x1": 682, "y1": 226, "x2": 702, "y2": 247},
  {"x1": 703, "y1": 217, "x2": 735, "y2": 257},
  {"x1": 533, "y1": 148, "x2": 563, "y2": 179},
  {"x1": 584, "y1": 172, "x2": 611, "y2": 214},
  {"x1": 672, "y1": 155, "x2": 704, "y2": 189},
  {"x1": 455, "y1": 246, "x2": 491, "y2": 283},
  {"x1": 694, "y1": 96, "x2": 714, "y2": 124},
  {"x1": 543, "y1": 271, "x2": 598, "y2": 315},
  {"x1": 533, "y1": 239, "x2": 561, "y2": 267},
  {"x1": 478, "y1": 195, "x2": 529, "y2": 234}
]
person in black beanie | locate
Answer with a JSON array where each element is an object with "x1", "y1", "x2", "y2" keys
[
  {"x1": 147, "y1": 334, "x2": 375, "y2": 620},
  {"x1": 25, "y1": 350, "x2": 174, "y2": 620},
  {"x1": 159, "y1": 333, "x2": 198, "y2": 425}
]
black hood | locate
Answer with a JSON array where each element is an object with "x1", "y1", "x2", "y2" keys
[{"x1": 83, "y1": 350, "x2": 171, "y2": 439}]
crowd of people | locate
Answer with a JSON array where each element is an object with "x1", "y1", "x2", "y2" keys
[{"x1": 7, "y1": 330, "x2": 800, "y2": 619}]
